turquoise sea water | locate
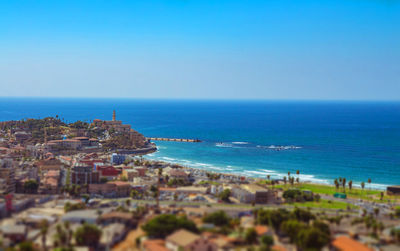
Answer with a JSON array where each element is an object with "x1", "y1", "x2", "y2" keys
[{"x1": 1, "y1": 98, "x2": 399, "y2": 189}]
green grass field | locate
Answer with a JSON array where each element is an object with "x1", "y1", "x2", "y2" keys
[
  {"x1": 274, "y1": 183, "x2": 390, "y2": 202},
  {"x1": 290, "y1": 199, "x2": 358, "y2": 210}
]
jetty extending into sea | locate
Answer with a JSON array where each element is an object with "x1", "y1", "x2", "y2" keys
[{"x1": 147, "y1": 137, "x2": 201, "y2": 143}]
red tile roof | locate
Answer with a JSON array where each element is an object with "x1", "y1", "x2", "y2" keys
[
  {"x1": 254, "y1": 225, "x2": 269, "y2": 236},
  {"x1": 332, "y1": 236, "x2": 373, "y2": 251}
]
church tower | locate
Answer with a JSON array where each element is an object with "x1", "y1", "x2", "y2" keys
[{"x1": 113, "y1": 110, "x2": 116, "y2": 121}]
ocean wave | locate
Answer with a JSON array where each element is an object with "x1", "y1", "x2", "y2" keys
[
  {"x1": 257, "y1": 145, "x2": 302, "y2": 150},
  {"x1": 232, "y1": 142, "x2": 249, "y2": 145},
  {"x1": 244, "y1": 170, "x2": 270, "y2": 176},
  {"x1": 260, "y1": 169, "x2": 277, "y2": 174},
  {"x1": 161, "y1": 157, "x2": 176, "y2": 161},
  {"x1": 145, "y1": 154, "x2": 388, "y2": 190},
  {"x1": 215, "y1": 143, "x2": 234, "y2": 148}
]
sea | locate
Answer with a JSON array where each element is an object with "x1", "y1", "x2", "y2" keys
[{"x1": 1, "y1": 98, "x2": 399, "y2": 190}]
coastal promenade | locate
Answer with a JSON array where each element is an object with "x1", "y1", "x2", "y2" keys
[{"x1": 147, "y1": 137, "x2": 201, "y2": 143}]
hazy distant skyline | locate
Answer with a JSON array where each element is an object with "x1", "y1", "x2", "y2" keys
[{"x1": 0, "y1": 0, "x2": 399, "y2": 100}]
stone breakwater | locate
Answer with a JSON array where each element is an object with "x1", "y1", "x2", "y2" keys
[{"x1": 147, "y1": 137, "x2": 201, "y2": 143}]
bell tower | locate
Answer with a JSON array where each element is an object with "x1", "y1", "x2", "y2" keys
[{"x1": 112, "y1": 110, "x2": 116, "y2": 121}]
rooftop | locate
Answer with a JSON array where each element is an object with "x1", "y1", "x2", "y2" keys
[
  {"x1": 332, "y1": 236, "x2": 373, "y2": 251},
  {"x1": 166, "y1": 229, "x2": 200, "y2": 247},
  {"x1": 241, "y1": 184, "x2": 269, "y2": 193}
]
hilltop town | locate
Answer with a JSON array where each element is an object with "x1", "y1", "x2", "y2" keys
[{"x1": 0, "y1": 113, "x2": 400, "y2": 251}]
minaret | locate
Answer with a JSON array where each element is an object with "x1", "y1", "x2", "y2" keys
[{"x1": 112, "y1": 110, "x2": 116, "y2": 121}]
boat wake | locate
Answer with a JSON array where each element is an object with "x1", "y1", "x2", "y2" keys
[{"x1": 215, "y1": 142, "x2": 302, "y2": 151}]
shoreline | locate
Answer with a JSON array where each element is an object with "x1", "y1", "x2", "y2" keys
[{"x1": 143, "y1": 150, "x2": 390, "y2": 191}]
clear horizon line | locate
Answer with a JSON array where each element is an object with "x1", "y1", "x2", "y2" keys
[{"x1": 0, "y1": 96, "x2": 399, "y2": 103}]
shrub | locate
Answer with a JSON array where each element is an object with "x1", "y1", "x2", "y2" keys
[
  {"x1": 219, "y1": 189, "x2": 231, "y2": 202},
  {"x1": 296, "y1": 227, "x2": 330, "y2": 250},
  {"x1": 203, "y1": 210, "x2": 231, "y2": 227},
  {"x1": 244, "y1": 228, "x2": 258, "y2": 244},
  {"x1": 74, "y1": 223, "x2": 102, "y2": 248},
  {"x1": 142, "y1": 214, "x2": 198, "y2": 238}
]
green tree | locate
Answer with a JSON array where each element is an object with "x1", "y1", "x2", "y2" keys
[
  {"x1": 40, "y1": 219, "x2": 49, "y2": 251},
  {"x1": 74, "y1": 223, "x2": 102, "y2": 248},
  {"x1": 312, "y1": 220, "x2": 331, "y2": 236},
  {"x1": 281, "y1": 220, "x2": 305, "y2": 243},
  {"x1": 130, "y1": 189, "x2": 142, "y2": 199},
  {"x1": 292, "y1": 207, "x2": 315, "y2": 223},
  {"x1": 203, "y1": 211, "x2": 231, "y2": 227},
  {"x1": 219, "y1": 189, "x2": 231, "y2": 202},
  {"x1": 157, "y1": 168, "x2": 163, "y2": 208},
  {"x1": 142, "y1": 214, "x2": 197, "y2": 238},
  {"x1": 18, "y1": 241, "x2": 38, "y2": 251},
  {"x1": 258, "y1": 209, "x2": 290, "y2": 231},
  {"x1": 100, "y1": 177, "x2": 108, "y2": 183},
  {"x1": 260, "y1": 235, "x2": 274, "y2": 251},
  {"x1": 342, "y1": 178, "x2": 346, "y2": 191},
  {"x1": 334, "y1": 179, "x2": 339, "y2": 190},
  {"x1": 391, "y1": 228, "x2": 400, "y2": 243},
  {"x1": 296, "y1": 227, "x2": 330, "y2": 250},
  {"x1": 244, "y1": 228, "x2": 258, "y2": 244},
  {"x1": 24, "y1": 180, "x2": 39, "y2": 194},
  {"x1": 69, "y1": 121, "x2": 89, "y2": 129},
  {"x1": 64, "y1": 202, "x2": 85, "y2": 212},
  {"x1": 54, "y1": 224, "x2": 67, "y2": 248},
  {"x1": 374, "y1": 208, "x2": 380, "y2": 218}
]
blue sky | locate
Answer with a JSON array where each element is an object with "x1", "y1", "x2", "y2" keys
[{"x1": 0, "y1": 0, "x2": 399, "y2": 100}]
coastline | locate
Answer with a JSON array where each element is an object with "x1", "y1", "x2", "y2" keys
[{"x1": 144, "y1": 148, "x2": 390, "y2": 191}]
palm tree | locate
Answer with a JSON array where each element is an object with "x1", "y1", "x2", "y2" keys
[
  {"x1": 54, "y1": 224, "x2": 67, "y2": 248},
  {"x1": 157, "y1": 168, "x2": 163, "y2": 209},
  {"x1": 283, "y1": 176, "x2": 287, "y2": 185},
  {"x1": 290, "y1": 177, "x2": 295, "y2": 186},
  {"x1": 361, "y1": 182, "x2": 365, "y2": 196},
  {"x1": 342, "y1": 178, "x2": 346, "y2": 192},
  {"x1": 296, "y1": 170, "x2": 300, "y2": 184},
  {"x1": 368, "y1": 178, "x2": 372, "y2": 190},
  {"x1": 64, "y1": 221, "x2": 72, "y2": 247},
  {"x1": 40, "y1": 219, "x2": 49, "y2": 251},
  {"x1": 348, "y1": 180, "x2": 353, "y2": 190},
  {"x1": 374, "y1": 208, "x2": 380, "y2": 218},
  {"x1": 266, "y1": 175, "x2": 271, "y2": 183},
  {"x1": 288, "y1": 171, "x2": 291, "y2": 177},
  {"x1": 334, "y1": 179, "x2": 339, "y2": 190}
]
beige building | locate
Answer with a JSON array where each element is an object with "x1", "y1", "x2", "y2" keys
[
  {"x1": 166, "y1": 229, "x2": 216, "y2": 251},
  {"x1": 0, "y1": 160, "x2": 16, "y2": 194},
  {"x1": 121, "y1": 169, "x2": 139, "y2": 182},
  {"x1": 231, "y1": 184, "x2": 273, "y2": 204}
]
